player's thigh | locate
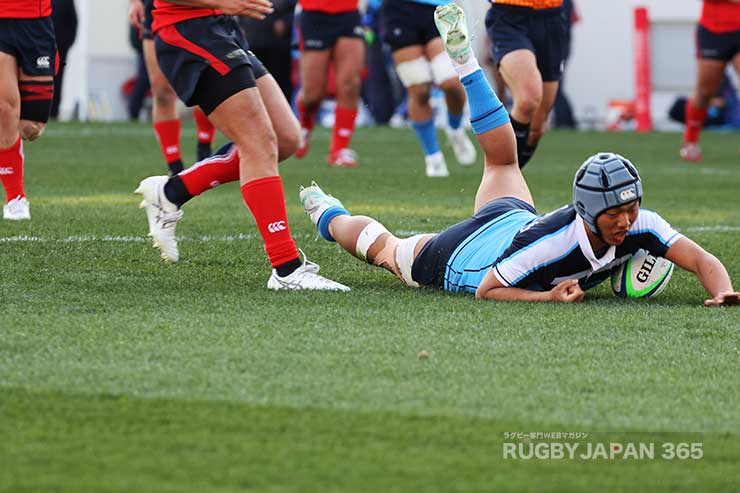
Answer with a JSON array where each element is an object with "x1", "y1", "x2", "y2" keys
[
  {"x1": 208, "y1": 87, "x2": 277, "y2": 180},
  {"x1": 299, "y1": 49, "x2": 331, "y2": 101},
  {"x1": 498, "y1": 49, "x2": 542, "y2": 103},
  {"x1": 143, "y1": 39, "x2": 177, "y2": 97},
  {"x1": 422, "y1": 37, "x2": 444, "y2": 60},
  {"x1": 333, "y1": 37, "x2": 364, "y2": 85},
  {"x1": 256, "y1": 73, "x2": 300, "y2": 159},
  {"x1": 694, "y1": 58, "x2": 727, "y2": 103},
  {"x1": 0, "y1": 52, "x2": 20, "y2": 136},
  {"x1": 530, "y1": 80, "x2": 559, "y2": 135}
]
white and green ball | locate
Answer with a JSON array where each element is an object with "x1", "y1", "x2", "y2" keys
[{"x1": 611, "y1": 249, "x2": 674, "y2": 298}]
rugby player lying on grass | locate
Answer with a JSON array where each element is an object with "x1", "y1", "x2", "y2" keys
[{"x1": 297, "y1": 3, "x2": 740, "y2": 306}]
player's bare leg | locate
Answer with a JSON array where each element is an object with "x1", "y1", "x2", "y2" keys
[
  {"x1": 527, "y1": 80, "x2": 558, "y2": 149},
  {"x1": 0, "y1": 54, "x2": 29, "y2": 220},
  {"x1": 328, "y1": 36, "x2": 364, "y2": 167},
  {"x1": 295, "y1": 48, "x2": 330, "y2": 158},
  {"x1": 732, "y1": 52, "x2": 740, "y2": 158},
  {"x1": 682, "y1": 58, "x2": 726, "y2": 162}
]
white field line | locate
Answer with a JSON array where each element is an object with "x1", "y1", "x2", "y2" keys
[{"x1": 1, "y1": 226, "x2": 738, "y2": 244}]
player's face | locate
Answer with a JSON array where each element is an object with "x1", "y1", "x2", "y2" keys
[{"x1": 597, "y1": 201, "x2": 640, "y2": 245}]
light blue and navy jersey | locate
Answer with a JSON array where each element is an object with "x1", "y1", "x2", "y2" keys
[
  {"x1": 491, "y1": 205, "x2": 683, "y2": 292},
  {"x1": 404, "y1": 0, "x2": 450, "y2": 6}
]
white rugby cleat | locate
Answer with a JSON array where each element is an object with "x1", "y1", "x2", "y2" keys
[
  {"x1": 3, "y1": 195, "x2": 30, "y2": 220},
  {"x1": 434, "y1": 3, "x2": 472, "y2": 65},
  {"x1": 425, "y1": 151, "x2": 450, "y2": 177},
  {"x1": 299, "y1": 181, "x2": 345, "y2": 225},
  {"x1": 134, "y1": 175, "x2": 183, "y2": 262},
  {"x1": 446, "y1": 127, "x2": 477, "y2": 166},
  {"x1": 267, "y1": 253, "x2": 350, "y2": 291}
]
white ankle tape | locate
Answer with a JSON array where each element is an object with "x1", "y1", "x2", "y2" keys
[{"x1": 356, "y1": 222, "x2": 389, "y2": 260}]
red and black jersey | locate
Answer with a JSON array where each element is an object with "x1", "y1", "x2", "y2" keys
[
  {"x1": 701, "y1": 0, "x2": 740, "y2": 33},
  {"x1": 152, "y1": 0, "x2": 223, "y2": 33},
  {"x1": 0, "y1": 0, "x2": 52, "y2": 19},
  {"x1": 299, "y1": 0, "x2": 358, "y2": 14}
]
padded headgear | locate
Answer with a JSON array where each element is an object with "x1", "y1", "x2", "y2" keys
[{"x1": 573, "y1": 152, "x2": 643, "y2": 235}]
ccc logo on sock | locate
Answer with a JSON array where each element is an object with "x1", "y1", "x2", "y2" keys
[{"x1": 268, "y1": 221, "x2": 286, "y2": 233}]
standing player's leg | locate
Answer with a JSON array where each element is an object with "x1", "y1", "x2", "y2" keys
[
  {"x1": 142, "y1": 39, "x2": 184, "y2": 175},
  {"x1": 327, "y1": 35, "x2": 364, "y2": 167},
  {"x1": 733, "y1": 52, "x2": 740, "y2": 158},
  {"x1": 426, "y1": 37, "x2": 477, "y2": 166},
  {"x1": 0, "y1": 52, "x2": 28, "y2": 220},
  {"x1": 435, "y1": 3, "x2": 533, "y2": 211},
  {"x1": 682, "y1": 58, "x2": 726, "y2": 162},
  {"x1": 526, "y1": 80, "x2": 558, "y2": 156},
  {"x1": 192, "y1": 106, "x2": 215, "y2": 161}
]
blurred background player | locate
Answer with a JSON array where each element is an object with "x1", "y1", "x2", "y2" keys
[
  {"x1": 137, "y1": 0, "x2": 347, "y2": 290},
  {"x1": 381, "y1": 0, "x2": 476, "y2": 177},
  {"x1": 0, "y1": 0, "x2": 56, "y2": 220},
  {"x1": 128, "y1": 0, "x2": 216, "y2": 174},
  {"x1": 50, "y1": 0, "x2": 77, "y2": 120},
  {"x1": 294, "y1": 0, "x2": 365, "y2": 167},
  {"x1": 485, "y1": 0, "x2": 566, "y2": 168},
  {"x1": 298, "y1": 3, "x2": 740, "y2": 306},
  {"x1": 680, "y1": 0, "x2": 740, "y2": 162}
]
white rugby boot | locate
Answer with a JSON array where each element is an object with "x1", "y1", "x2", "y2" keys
[
  {"x1": 446, "y1": 127, "x2": 477, "y2": 165},
  {"x1": 267, "y1": 251, "x2": 350, "y2": 291},
  {"x1": 3, "y1": 196, "x2": 30, "y2": 220},
  {"x1": 425, "y1": 151, "x2": 450, "y2": 177},
  {"x1": 434, "y1": 3, "x2": 472, "y2": 65},
  {"x1": 299, "y1": 181, "x2": 346, "y2": 225},
  {"x1": 134, "y1": 176, "x2": 183, "y2": 262}
]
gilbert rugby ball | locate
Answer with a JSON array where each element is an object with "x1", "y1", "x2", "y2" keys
[{"x1": 611, "y1": 249, "x2": 674, "y2": 298}]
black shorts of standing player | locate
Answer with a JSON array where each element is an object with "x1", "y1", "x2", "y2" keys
[
  {"x1": 485, "y1": 4, "x2": 567, "y2": 83},
  {"x1": 141, "y1": 0, "x2": 154, "y2": 41},
  {"x1": 381, "y1": 0, "x2": 439, "y2": 52},
  {"x1": 155, "y1": 15, "x2": 267, "y2": 115},
  {"x1": 298, "y1": 10, "x2": 364, "y2": 51},
  {"x1": 696, "y1": 24, "x2": 740, "y2": 62},
  {"x1": 0, "y1": 16, "x2": 57, "y2": 124}
]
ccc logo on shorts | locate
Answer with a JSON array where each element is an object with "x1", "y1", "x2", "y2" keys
[
  {"x1": 36, "y1": 56, "x2": 50, "y2": 69},
  {"x1": 268, "y1": 221, "x2": 287, "y2": 233}
]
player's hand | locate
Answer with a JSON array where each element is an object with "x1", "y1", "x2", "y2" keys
[
  {"x1": 129, "y1": 0, "x2": 145, "y2": 29},
  {"x1": 550, "y1": 279, "x2": 585, "y2": 303},
  {"x1": 704, "y1": 292, "x2": 740, "y2": 307},
  {"x1": 218, "y1": 0, "x2": 274, "y2": 19}
]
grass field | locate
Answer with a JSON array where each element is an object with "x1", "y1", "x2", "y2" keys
[{"x1": 1, "y1": 123, "x2": 739, "y2": 492}]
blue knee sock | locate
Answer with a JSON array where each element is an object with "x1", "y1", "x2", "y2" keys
[
  {"x1": 461, "y1": 69, "x2": 509, "y2": 135},
  {"x1": 317, "y1": 207, "x2": 349, "y2": 242},
  {"x1": 448, "y1": 112, "x2": 463, "y2": 131},
  {"x1": 411, "y1": 118, "x2": 440, "y2": 156}
]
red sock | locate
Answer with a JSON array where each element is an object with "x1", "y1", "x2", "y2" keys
[
  {"x1": 330, "y1": 105, "x2": 358, "y2": 153},
  {"x1": 0, "y1": 136, "x2": 24, "y2": 202},
  {"x1": 153, "y1": 119, "x2": 182, "y2": 164},
  {"x1": 297, "y1": 99, "x2": 317, "y2": 131},
  {"x1": 241, "y1": 176, "x2": 299, "y2": 267},
  {"x1": 192, "y1": 107, "x2": 215, "y2": 144},
  {"x1": 179, "y1": 143, "x2": 239, "y2": 196},
  {"x1": 684, "y1": 99, "x2": 707, "y2": 144}
]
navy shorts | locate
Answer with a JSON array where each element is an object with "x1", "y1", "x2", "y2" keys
[
  {"x1": 485, "y1": 4, "x2": 566, "y2": 82},
  {"x1": 299, "y1": 10, "x2": 364, "y2": 51},
  {"x1": 696, "y1": 24, "x2": 740, "y2": 62},
  {"x1": 0, "y1": 17, "x2": 57, "y2": 77},
  {"x1": 155, "y1": 15, "x2": 264, "y2": 113},
  {"x1": 411, "y1": 197, "x2": 537, "y2": 289},
  {"x1": 381, "y1": 0, "x2": 440, "y2": 52},
  {"x1": 142, "y1": 0, "x2": 154, "y2": 40}
]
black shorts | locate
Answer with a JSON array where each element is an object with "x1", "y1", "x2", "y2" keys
[
  {"x1": 0, "y1": 17, "x2": 57, "y2": 77},
  {"x1": 381, "y1": 0, "x2": 439, "y2": 52},
  {"x1": 155, "y1": 15, "x2": 266, "y2": 113},
  {"x1": 298, "y1": 10, "x2": 364, "y2": 51},
  {"x1": 485, "y1": 4, "x2": 566, "y2": 82},
  {"x1": 411, "y1": 197, "x2": 537, "y2": 289},
  {"x1": 696, "y1": 24, "x2": 740, "y2": 62},
  {"x1": 142, "y1": 0, "x2": 154, "y2": 40}
]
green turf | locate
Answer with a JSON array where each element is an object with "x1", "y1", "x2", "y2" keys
[{"x1": 1, "y1": 123, "x2": 739, "y2": 492}]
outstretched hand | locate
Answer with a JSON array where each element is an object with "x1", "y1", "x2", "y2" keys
[
  {"x1": 704, "y1": 292, "x2": 740, "y2": 307},
  {"x1": 218, "y1": 0, "x2": 274, "y2": 19},
  {"x1": 550, "y1": 279, "x2": 585, "y2": 303}
]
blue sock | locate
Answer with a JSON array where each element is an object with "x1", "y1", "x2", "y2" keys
[
  {"x1": 448, "y1": 112, "x2": 463, "y2": 130},
  {"x1": 411, "y1": 118, "x2": 440, "y2": 156},
  {"x1": 317, "y1": 206, "x2": 349, "y2": 242},
  {"x1": 461, "y1": 69, "x2": 510, "y2": 135}
]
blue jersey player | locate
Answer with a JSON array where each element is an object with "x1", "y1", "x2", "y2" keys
[{"x1": 299, "y1": 3, "x2": 740, "y2": 306}]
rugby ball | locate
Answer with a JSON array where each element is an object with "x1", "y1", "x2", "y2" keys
[{"x1": 611, "y1": 249, "x2": 674, "y2": 298}]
